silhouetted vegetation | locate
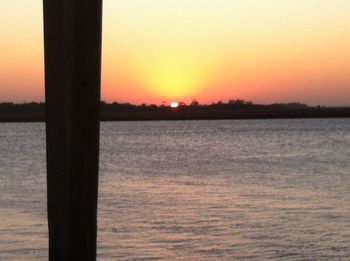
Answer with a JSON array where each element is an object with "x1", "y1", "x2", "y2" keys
[
  {"x1": 0, "y1": 102, "x2": 45, "y2": 113},
  {"x1": 0, "y1": 100, "x2": 349, "y2": 122},
  {"x1": 0, "y1": 102, "x2": 45, "y2": 122}
]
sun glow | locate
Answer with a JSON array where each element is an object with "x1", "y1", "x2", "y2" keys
[
  {"x1": 150, "y1": 64, "x2": 197, "y2": 98},
  {"x1": 137, "y1": 55, "x2": 211, "y2": 101}
]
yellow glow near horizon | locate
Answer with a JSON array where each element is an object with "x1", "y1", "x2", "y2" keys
[
  {"x1": 147, "y1": 61, "x2": 199, "y2": 98},
  {"x1": 138, "y1": 55, "x2": 211, "y2": 99}
]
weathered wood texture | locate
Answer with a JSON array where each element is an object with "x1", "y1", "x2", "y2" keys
[{"x1": 43, "y1": 1, "x2": 103, "y2": 260}]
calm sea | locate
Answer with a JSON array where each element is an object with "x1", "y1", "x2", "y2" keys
[{"x1": 0, "y1": 119, "x2": 349, "y2": 260}]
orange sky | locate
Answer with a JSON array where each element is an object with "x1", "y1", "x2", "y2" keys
[{"x1": 0, "y1": 0, "x2": 350, "y2": 105}]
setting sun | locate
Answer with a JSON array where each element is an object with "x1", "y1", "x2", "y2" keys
[{"x1": 170, "y1": 102, "x2": 179, "y2": 108}]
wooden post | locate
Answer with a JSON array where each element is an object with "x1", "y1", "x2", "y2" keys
[{"x1": 43, "y1": 0, "x2": 103, "y2": 260}]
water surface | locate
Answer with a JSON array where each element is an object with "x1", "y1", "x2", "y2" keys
[{"x1": 1, "y1": 119, "x2": 350, "y2": 260}]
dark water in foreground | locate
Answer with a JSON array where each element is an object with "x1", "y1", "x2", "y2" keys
[{"x1": 0, "y1": 119, "x2": 350, "y2": 260}]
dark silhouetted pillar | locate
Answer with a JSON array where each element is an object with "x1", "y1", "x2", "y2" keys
[{"x1": 43, "y1": 0, "x2": 103, "y2": 260}]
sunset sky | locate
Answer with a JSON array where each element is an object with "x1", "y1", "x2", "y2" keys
[{"x1": 0, "y1": 0, "x2": 350, "y2": 105}]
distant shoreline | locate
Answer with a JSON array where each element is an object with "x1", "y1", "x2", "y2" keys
[{"x1": 1, "y1": 107, "x2": 350, "y2": 123}]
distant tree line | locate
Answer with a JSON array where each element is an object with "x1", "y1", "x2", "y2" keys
[
  {"x1": 0, "y1": 102, "x2": 45, "y2": 113},
  {"x1": 1, "y1": 100, "x2": 350, "y2": 122},
  {"x1": 100, "y1": 99, "x2": 310, "y2": 112},
  {"x1": 0, "y1": 100, "x2": 311, "y2": 114}
]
